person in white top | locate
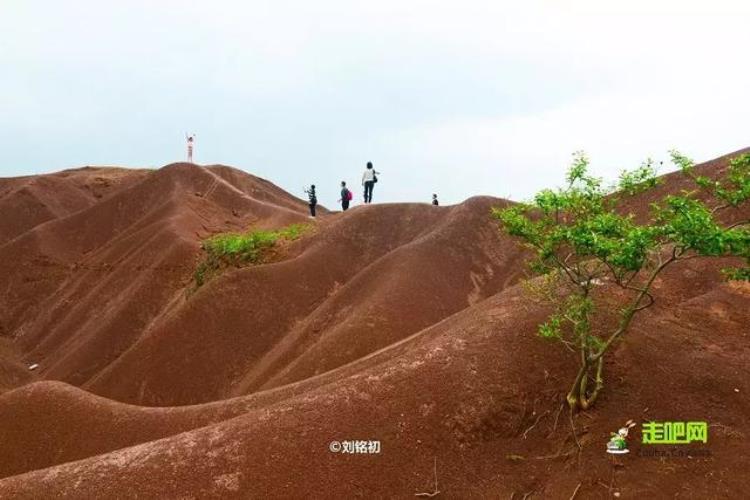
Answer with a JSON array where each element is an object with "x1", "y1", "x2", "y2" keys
[
  {"x1": 361, "y1": 161, "x2": 379, "y2": 203},
  {"x1": 186, "y1": 133, "x2": 195, "y2": 163}
]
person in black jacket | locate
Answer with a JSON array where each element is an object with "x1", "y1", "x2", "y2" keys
[
  {"x1": 432, "y1": 194, "x2": 439, "y2": 206},
  {"x1": 339, "y1": 181, "x2": 351, "y2": 211},
  {"x1": 304, "y1": 184, "x2": 317, "y2": 218}
]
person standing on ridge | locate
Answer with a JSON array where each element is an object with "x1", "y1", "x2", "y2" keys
[
  {"x1": 186, "y1": 133, "x2": 196, "y2": 163},
  {"x1": 361, "y1": 161, "x2": 379, "y2": 204},
  {"x1": 304, "y1": 184, "x2": 317, "y2": 218},
  {"x1": 339, "y1": 181, "x2": 352, "y2": 211},
  {"x1": 432, "y1": 194, "x2": 439, "y2": 206}
]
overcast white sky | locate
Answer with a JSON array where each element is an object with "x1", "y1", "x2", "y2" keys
[{"x1": 2, "y1": 0, "x2": 749, "y2": 206}]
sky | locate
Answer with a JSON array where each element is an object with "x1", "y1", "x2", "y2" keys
[{"x1": 2, "y1": 0, "x2": 749, "y2": 206}]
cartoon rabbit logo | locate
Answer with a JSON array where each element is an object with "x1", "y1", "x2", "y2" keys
[{"x1": 606, "y1": 420, "x2": 636, "y2": 454}]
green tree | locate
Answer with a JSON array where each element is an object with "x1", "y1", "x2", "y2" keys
[{"x1": 494, "y1": 151, "x2": 750, "y2": 412}]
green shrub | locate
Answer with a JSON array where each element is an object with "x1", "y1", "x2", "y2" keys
[
  {"x1": 193, "y1": 223, "x2": 310, "y2": 287},
  {"x1": 203, "y1": 231, "x2": 278, "y2": 262}
]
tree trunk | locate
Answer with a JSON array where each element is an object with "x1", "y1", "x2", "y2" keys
[{"x1": 566, "y1": 356, "x2": 604, "y2": 411}]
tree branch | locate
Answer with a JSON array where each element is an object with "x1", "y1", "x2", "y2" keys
[{"x1": 590, "y1": 253, "x2": 676, "y2": 362}]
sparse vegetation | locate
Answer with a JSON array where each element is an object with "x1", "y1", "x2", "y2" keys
[
  {"x1": 194, "y1": 223, "x2": 310, "y2": 287},
  {"x1": 494, "y1": 151, "x2": 750, "y2": 412}
]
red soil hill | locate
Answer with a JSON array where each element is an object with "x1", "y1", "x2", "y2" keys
[
  {"x1": 0, "y1": 257, "x2": 747, "y2": 498},
  {"x1": 0, "y1": 163, "x2": 311, "y2": 391},
  {"x1": 0, "y1": 151, "x2": 747, "y2": 498},
  {"x1": 87, "y1": 196, "x2": 527, "y2": 406},
  {"x1": 0, "y1": 166, "x2": 150, "y2": 243}
]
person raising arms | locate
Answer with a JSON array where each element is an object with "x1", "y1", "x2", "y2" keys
[{"x1": 186, "y1": 133, "x2": 196, "y2": 163}]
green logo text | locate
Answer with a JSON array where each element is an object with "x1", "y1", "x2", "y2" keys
[{"x1": 642, "y1": 421, "x2": 708, "y2": 445}]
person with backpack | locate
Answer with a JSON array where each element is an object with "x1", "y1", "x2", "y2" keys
[
  {"x1": 339, "y1": 181, "x2": 352, "y2": 211},
  {"x1": 304, "y1": 184, "x2": 317, "y2": 218},
  {"x1": 361, "y1": 161, "x2": 379, "y2": 204}
]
